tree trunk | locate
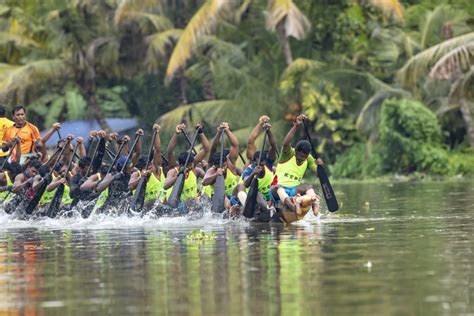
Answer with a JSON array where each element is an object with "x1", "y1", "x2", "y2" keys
[
  {"x1": 277, "y1": 23, "x2": 293, "y2": 66},
  {"x1": 459, "y1": 99, "x2": 474, "y2": 147},
  {"x1": 88, "y1": 93, "x2": 112, "y2": 133},
  {"x1": 203, "y1": 78, "x2": 216, "y2": 100},
  {"x1": 175, "y1": 67, "x2": 188, "y2": 106}
]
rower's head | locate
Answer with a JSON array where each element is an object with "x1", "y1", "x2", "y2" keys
[
  {"x1": 252, "y1": 150, "x2": 268, "y2": 166},
  {"x1": 53, "y1": 161, "x2": 64, "y2": 174},
  {"x1": 78, "y1": 156, "x2": 91, "y2": 170},
  {"x1": 6, "y1": 162, "x2": 22, "y2": 179},
  {"x1": 295, "y1": 140, "x2": 311, "y2": 163},
  {"x1": 211, "y1": 150, "x2": 229, "y2": 170},
  {"x1": 178, "y1": 151, "x2": 195, "y2": 168},
  {"x1": 12, "y1": 105, "x2": 26, "y2": 126},
  {"x1": 0, "y1": 105, "x2": 5, "y2": 117},
  {"x1": 99, "y1": 164, "x2": 109, "y2": 177},
  {"x1": 135, "y1": 156, "x2": 148, "y2": 171},
  {"x1": 25, "y1": 159, "x2": 41, "y2": 177},
  {"x1": 116, "y1": 156, "x2": 132, "y2": 173},
  {"x1": 38, "y1": 165, "x2": 50, "y2": 178}
]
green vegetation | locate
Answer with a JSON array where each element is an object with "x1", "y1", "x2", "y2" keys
[{"x1": 0, "y1": 0, "x2": 472, "y2": 178}]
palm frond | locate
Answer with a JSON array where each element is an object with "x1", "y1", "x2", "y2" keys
[
  {"x1": 145, "y1": 28, "x2": 182, "y2": 72},
  {"x1": 265, "y1": 0, "x2": 311, "y2": 40},
  {"x1": 114, "y1": 0, "x2": 161, "y2": 26},
  {"x1": 280, "y1": 58, "x2": 325, "y2": 80},
  {"x1": 86, "y1": 36, "x2": 120, "y2": 76},
  {"x1": 429, "y1": 42, "x2": 474, "y2": 80},
  {"x1": 447, "y1": 67, "x2": 474, "y2": 106},
  {"x1": 115, "y1": 11, "x2": 173, "y2": 34},
  {"x1": 370, "y1": 0, "x2": 404, "y2": 22},
  {"x1": 356, "y1": 89, "x2": 411, "y2": 139},
  {"x1": 419, "y1": 5, "x2": 470, "y2": 49},
  {"x1": 0, "y1": 59, "x2": 71, "y2": 103},
  {"x1": 0, "y1": 31, "x2": 40, "y2": 48},
  {"x1": 165, "y1": 0, "x2": 232, "y2": 81},
  {"x1": 397, "y1": 32, "x2": 474, "y2": 90}
]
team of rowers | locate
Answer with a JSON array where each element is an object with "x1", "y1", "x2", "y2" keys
[{"x1": 0, "y1": 105, "x2": 324, "y2": 223}]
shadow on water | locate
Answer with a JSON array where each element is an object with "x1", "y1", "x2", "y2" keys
[{"x1": 0, "y1": 180, "x2": 473, "y2": 314}]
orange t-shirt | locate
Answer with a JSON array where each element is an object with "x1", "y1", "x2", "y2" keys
[{"x1": 3, "y1": 122, "x2": 40, "y2": 155}]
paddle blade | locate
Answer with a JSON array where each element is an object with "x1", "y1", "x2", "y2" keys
[
  {"x1": 242, "y1": 177, "x2": 258, "y2": 218},
  {"x1": 46, "y1": 184, "x2": 65, "y2": 218},
  {"x1": 167, "y1": 173, "x2": 184, "y2": 208},
  {"x1": 25, "y1": 181, "x2": 49, "y2": 215},
  {"x1": 211, "y1": 175, "x2": 226, "y2": 213},
  {"x1": 131, "y1": 177, "x2": 147, "y2": 211},
  {"x1": 317, "y1": 165, "x2": 339, "y2": 212}
]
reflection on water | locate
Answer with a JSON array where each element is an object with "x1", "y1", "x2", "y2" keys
[{"x1": 0, "y1": 181, "x2": 473, "y2": 315}]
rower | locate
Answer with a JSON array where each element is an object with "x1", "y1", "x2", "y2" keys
[
  {"x1": 94, "y1": 130, "x2": 143, "y2": 213},
  {"x1": 270, "y1": 114, "x2": 323, "y2": 223},
  {"x1": 164, "y1": 123, "x2": 209, "y2": 211},
  {"x1": 202, "y1": 122, "x2": 241, "y2": 209},
  {"x1": 128, "y1": 124, "x2": 166, "y2": 209}
]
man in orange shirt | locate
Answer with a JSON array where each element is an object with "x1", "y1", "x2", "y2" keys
[
  {"x1": 3, "y1": 105, "x2": 40, "y2": 164},
  {"x1": 0, "y1": 105, "x2": 14, "y2": 160}
]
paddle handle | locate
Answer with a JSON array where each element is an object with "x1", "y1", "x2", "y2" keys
[
  {"x1": 302, "y1": 119, "x2": 339, "y2": 212},
  {"x1": 182, "y1": 130, "x2": 198, "y2": 155},
  {"x1": 144, "y1": 129, "x2": 158, "y2": 171},
  {"x1": 302, "y1": 119, "x2": 320, "y2": 159},
  {"x1": 120, "y1": 134, "x2": 142, "y2": 173},
  {"x1": 0, "y1": 138, "x2": 19, "y2": 170}
]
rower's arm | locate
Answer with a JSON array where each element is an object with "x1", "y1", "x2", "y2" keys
[
  {"x1": 194, "y1": 131, "x2": 209, "y2": 164},
  {"x1": 32, "y1": 175, "x2": 45, "y2": 192},
  {"x1": 96, "y1": 173, "x2": 114, "y2": 193},
  {"x1": 166, "y1": 130, "x2": 179, "y2": 169},
  {"x1": 47, "y1": 177, "x2": 64, "y2": 192},
  {"x1": 163, "y1": 168, "x2": 178, "y2": 190},
  {"x1": 267, "y1": 126, "x2": 278, "y2": 162},
  {"x1": 131, "y1": 129, "x2": 144, "y2": 166},
  {"x1": 77, "y1": 137, "x2": 86, "y2": 158},
  {"x1": 247, "y1": 120, "x2": 263, "y2": 160},
  {"x1": 282, "y1": 115, "x2": 304, "y2": 153},
  {"x1": 80, "y1": 174, "x2": 99, "y2": 191},
  {"x1": 41, "y1": 122, "x2": 61, "y2": 146},
  {"x1": 12, "y1": 175, "x2": 29, "y2": 193},
  {"x1": 128, "y1": 171, "x2": 141, "y2": 191},
  {"x1": 152, "y1": 125, "x2": 162, "y2": 171},
  {"x1": 202, "y1": 167, "x2": 218, "y2": 186},
  {"x1": 208, "y1": 129, "x2": 223, "y2": 159},
  {"x1": 224, "y1": 127, "x2": 239, "y2": 164},
  {"x1": 194, "y1": 167, "x2": 205, "y2": 178}
]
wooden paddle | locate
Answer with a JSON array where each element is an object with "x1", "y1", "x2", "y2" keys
[
  {"x1": 242, "y1": 130, "x2": 268, "y2": 218},
  {"x1": 211, "y1": 132, "x2": 226, "y2": 213},
  {"x1": 0, "y1": 138, "x2": 19, "y2": 171},
  {"x1": 167, "y1": 127, "x2": 201, "y2": 208},
  {"x1": 25, "y1": 137, "x2": 71, "y2": 215},
  {"x1": 119, "y1": 133, "x2": 142, "y2": 173},
  {"x1": 131, "y1": 129, "x2": 158, "y2": 211},
  {"x1": 302, "y1": 119, "x2": 339, "y2": 212},
  {"x1": 46, "y1": 142, "x2": 79, "y2": 218}
]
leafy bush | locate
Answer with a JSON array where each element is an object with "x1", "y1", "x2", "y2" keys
[
  {"x1": 331, "y1": 143, "x2": 383, "y2": 178},
  {"x1": 379, "y1": 98, "x2": 450, "y2": 174}
]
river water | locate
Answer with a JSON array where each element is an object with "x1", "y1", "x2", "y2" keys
[{"x1": 0, "y1": 181, "x2": 473, "y2": 315}]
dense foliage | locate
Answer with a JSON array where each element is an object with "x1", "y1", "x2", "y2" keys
[{"x1": 0, "y1": 0, "x2": 472, "y2": 177}]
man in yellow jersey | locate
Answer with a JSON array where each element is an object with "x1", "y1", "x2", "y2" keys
[
  {"x1": 233, "y1": 116, "x2": 278, "y2": 218},
  {"x1": 128, "y1": 124, "x2": 165, "y2": 209},
  {"x1": 202, "y1": 122, "x2": 242, "y2": 209},
  {"x1": 164, "y1": 123, "x2": 209, "y2": 212},
  {"x1": 270, "y1": 114, "x2": 323, "y2": 223},
  {"x1": 3, "y1": 105, "x2": 40, "y2": 165},
  {"x1": 0, "y1": 105, "x2": 14, "y2": 163}
]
